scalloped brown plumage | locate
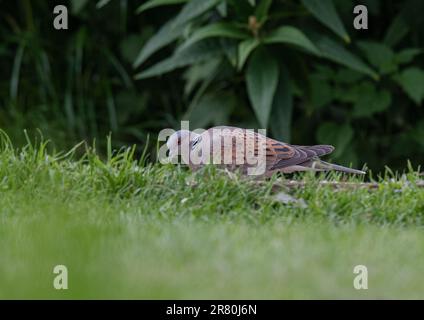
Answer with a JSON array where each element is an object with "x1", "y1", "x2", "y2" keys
[{"x1": 168, "y1": 126, "x2": 365, "y2": 177}]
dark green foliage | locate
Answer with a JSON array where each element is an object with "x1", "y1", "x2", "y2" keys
[{"x1": 0, "y1": 0, "x2": 423, "y2": 172}]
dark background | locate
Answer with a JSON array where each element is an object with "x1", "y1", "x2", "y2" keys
[{"x1": 1, "y1": 0, "x2": 423, "y2": 172}]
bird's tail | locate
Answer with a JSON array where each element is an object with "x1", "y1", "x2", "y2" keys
[{"x1": 307, "y1": 159, "x2": 366, "y2": 175}]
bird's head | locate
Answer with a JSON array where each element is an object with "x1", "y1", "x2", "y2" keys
[{"x1": 166, "y1": 130, "x2": 199, "y2": 161}]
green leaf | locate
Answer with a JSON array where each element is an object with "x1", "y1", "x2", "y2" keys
[
  {"x1": 183, "y1": 58, "x2": 221, "y2": 96},
  {"x1": 333, "y1": 68, "x2": 363, "y2": 84},
  {"x1": 264, "y1": 26, "x2": 321, "y2": 56},
  {"x1": 186, "y1": 92, "x2": 235, "y2": 128},
  {"x1": 317, "y1": 122, "x2": 353, "y2": 157},
  {"x1": 313, "y1": 35, "x2": 378, "y2": 79},
  {"x1": 337, "y1": 80, "x2": 385, "y2": 105},
  {"x1": 220, "y1": 38, "x2": 238, "y2": 68},
  {"x1": 237, "y1": 38, "x2": 259, "y2": 70},
  {"x1": 255, "y1": 0, "x2": 273, "y2": 23},
  {"x1": 301, "y1": 0, "x2": 350, "y2": 43},
  {"x1": 136, "y1": 0, "x2": 189, "y2": 14},
  {"x1": 246, "y1": 48, "x2": 279, "y2": 128},
  {"x1": 395, "y1": 67, "x2": 424, "y2": 105},
  {"x1": 133, "y1": 18, "x2": 186, "y2": 68},
  {"x1": 172, "y1": 0, "x2": 221, "y2": 28},
  {"x1": 177, "y1": 23, "x2": 249, "y2": 52},
  {"x1": 395, "y1": 48, "x2": 422, "y2": 65},
  {"x1": 270, "y1": 65, "x2": 293, "y2": 142},
  {"x1": 134, "y1": 40, "x2": 223, "y2": 79},
  {"x1": 335, "y1": 81, "x2": 367, "y2": 103},
  {"x1": 10, "y1": 43, "x2": 25, "y2": 100},
  {"x1": 96, "y1": 0, "x2": 113, "y2": 9},
  {"x1": 384, "y1": 13, "x2": 409, "y2": 47},
  {"x1": 353, "y1": 87, "x2": 392, "y2": 118},
  {"x1": 134, "y1": 0, "x2": 221, "y2": 67},
  {"x1": 357, "y1": 41, "x2": 397, "y2": 75},
  {"x1": 217, "y1": 1, "x2": 227, "y2": 17}
]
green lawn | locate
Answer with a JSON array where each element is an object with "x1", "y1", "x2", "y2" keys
[{"x1": 0, "y1": 135, "x2": 423, "y2": 299}]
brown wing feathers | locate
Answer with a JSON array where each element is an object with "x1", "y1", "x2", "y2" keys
[
  {"x1": 296, "y1": 145, "x2": 334, "y2": 157},
  {"x1": 269, "y1": 143, "x2": 334, "y2": 170},
  {"x1": 269, "y1": 145, "x2": 307, "y2": 170},
  {"x1": 204, "y1": 127, "x2": 334, "y2": 171}
]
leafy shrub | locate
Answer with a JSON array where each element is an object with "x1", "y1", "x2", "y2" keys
[
  {"x1": 0, "y1": 0, "x2": 423, "y2": 171},
  {"x1": 134, "y1": 0, "x2": 424, "y2": 170}
]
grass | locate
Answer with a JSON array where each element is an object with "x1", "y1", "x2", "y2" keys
[{"x1": 0, "y1": 132, "x2": 424, "y2": 299}]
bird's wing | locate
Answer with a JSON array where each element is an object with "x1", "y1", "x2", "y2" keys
[
  {"x1": 293, "y1": 145, "x2": 335, "y2": 161},
  {"x1": 201, "y1": 127, "x2": 334, "y2": 171},
  {"x1": 268, "y1": 144, "x2": 334, "y2": 170}
]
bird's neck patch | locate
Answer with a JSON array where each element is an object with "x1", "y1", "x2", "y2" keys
[{"x1": 190, "y1": 136, "x2": 202, "y2": 151}]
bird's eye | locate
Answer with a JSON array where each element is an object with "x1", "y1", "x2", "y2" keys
[{"x1": 177, "y1": 138, "x2": 181, "y2": 145}]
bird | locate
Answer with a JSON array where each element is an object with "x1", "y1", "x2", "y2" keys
[{"x1": 166, "y1": 126, "x2": 365, "y2": 177}]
